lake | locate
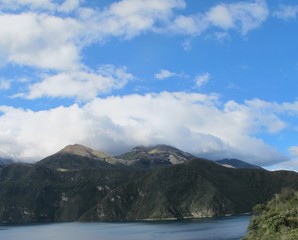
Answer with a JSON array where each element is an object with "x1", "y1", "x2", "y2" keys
[{"x1": 0, "y1": 215, "x2": 250, "y2": 240}]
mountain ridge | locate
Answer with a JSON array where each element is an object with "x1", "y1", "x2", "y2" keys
[
  {"x1": 1, "y1": 143, "x2": 297, "y2": 224},
  {"x1": 216, "y1": 158, "x2": 263, "y2": 169}
]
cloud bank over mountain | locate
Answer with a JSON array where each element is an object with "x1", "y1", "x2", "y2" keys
[
  {"x1": 1, "y1": 92, "x2": 296, "y2": 168},
  {"x1": 0, "y1": 0, "x2": 298, "y2": 171}
]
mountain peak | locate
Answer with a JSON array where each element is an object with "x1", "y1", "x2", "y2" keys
[
  {"x1": 58, "y1": 144, "x2": 110, "y2": 160},
  {"x1": 132, "y1": 144, "x2": 183, "y2": 153},
  {"x1": 38, "y1": 144, "x2": 130, "y2": 170},
  {"x1": 118, "y1": 144, "x2": 194, "y2": 167}
]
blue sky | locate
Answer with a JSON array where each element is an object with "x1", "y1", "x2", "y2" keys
[{"x1": 0, "y1": 0, "x2": 298, "y2": 171}]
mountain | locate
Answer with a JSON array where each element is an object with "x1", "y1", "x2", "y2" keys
[
  {"x1": 0, "y1": 144, "x2": 298, "y2": 224},
  {"x1": 37, "y1": 144, "x2": 130, "y2": 170},
  {"x1": 116, "y1": 144, "x2": 195, "y2": 168},
  {"x1": 216, "y1": 159, "x2": 263, "y2": 169}
]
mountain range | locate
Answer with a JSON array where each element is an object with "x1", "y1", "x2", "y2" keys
[{"x1": 0, "y1": 144, "x2": 297, "y2": 224}]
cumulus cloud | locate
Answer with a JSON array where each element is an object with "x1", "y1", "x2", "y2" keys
[
  {"x1": 0, "y1": 0, "x2": 270, "y2": 72},
  {"x1": 273, "y1": 5, "x2": 298, "y2": 20},
  {"x1": 206, "y1": 0, "x2": 269, "y2": 35},
  {"x1": 207, "y1": 5, "x2": 234, "y2": 29},
  {"x1": 0, "y1": 104, "x2": 88, "y2": 160},
  {"x1": 0, "y1": 12, "x2": 81, "y2": 70},
  {"x1": 0, "y1": 92, "x2": 295, "y2": 167}
]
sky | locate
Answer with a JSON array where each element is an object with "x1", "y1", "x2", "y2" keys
[{"x1": 0, "y1": 0, "x2": 298, "y2": 171}]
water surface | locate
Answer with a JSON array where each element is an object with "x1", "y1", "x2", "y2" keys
[{"x1": 0, "y1": 215, "x2": 250, "y2": 240}]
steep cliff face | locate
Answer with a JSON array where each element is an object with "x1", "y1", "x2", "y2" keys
[{"x1": 0, "y1": 144, "x2": 298, "y2": 224}]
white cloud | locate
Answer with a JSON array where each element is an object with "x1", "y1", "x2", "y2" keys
[
  {"x1": 0, "y1": 0, "x2": 57, "y2": 11},
  {"x1": 0, "y1": 0, "x2": 269, "y2": 73},
  {"x1": 1, "y1": 92, "x2": 296, "y2": 168},
  {"x1": 229, "y1": 0, "x2": 269, "y2": 35},
  {"x1": 170, "y1": 14, "x2": 208, "y2": 35},
  {"x1": 0, "y1": 12, "x2": 81, "y2": 70},
  {"x1": 155, "y1": 69, "x2": 178, "y2": 80},
  {"x1": 22, "y1": 65, "x2": 134, "y2": 100},
  {"x1": 59, "y1": 0, "x2": 81, "y2": 13},
  {"x1": 273, "y1": 5, "x2": 298, "y2": 20},
  {"x1": 207, "y1": 0, "x2": 269, "y2": 35},
  {"x1": 267, "y1": 146, "x2": 298, "y2": 172},
  {"x1": 169, "y1": 0, "x2": 269, "y2": 37},
  {"x1": 225, "y1": 99, "x2": 287, "y2": 134},
  {"x1": 207, "y1": 5, "x2": 234, "y2": 29},
  {"x1": 0, "y1": 104, "x2": 88, "y2": 160},
  {"x1": 87, "y1": 0, "x2": 186, "y2": 40},
  {"x1": 195, "y1": 73, "x2": 210, "y2": 87},
  {"x1": 0, "y1": 0, "x2": 82, "y2": 12}
]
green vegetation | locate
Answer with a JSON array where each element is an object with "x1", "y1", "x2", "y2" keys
[
  {"x1": 1, "y1": 145, "x2": 298, "y2": 224},
  {"x1": 243, "y1": 189, "x2": 298, "y2": 240}
]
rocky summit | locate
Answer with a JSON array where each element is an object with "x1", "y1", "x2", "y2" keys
[
  {"x1": 0, "y1": 144, "x2": 298, "y2": 224},
  {"x1": 116, "y1": 144, "x2": 195, "y2": 168}
]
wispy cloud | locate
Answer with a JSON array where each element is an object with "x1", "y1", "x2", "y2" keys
[
  {"x1": 21, "y1": 65, "x2": 134, "y2": 101},
  {"x1": 269, "y1": 146, "x2": 298, "y2": 172},
  {"x1": 289, "y1": 146, "x2": 298, "y2": 158},
  {"x1": 195, "y1": 73, "x2": 210, "y2": 87},
  {"x1": 170, "y1": 0, "x2": 269, "y2": 36},
  {"x1": 0, "y1": 0, "x2": 81, "y2": 12},
  {"x1": 0, "y1": 80, "x2": 10, "y2": 90},
  {"x1": 273, "y1": 4, "x2": 298, "y2": 20},
  {"x1": 155, "y1": 69, "x2": 178, "y2": 80}
]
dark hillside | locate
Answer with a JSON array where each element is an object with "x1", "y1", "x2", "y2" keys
[{"x1": 0, "y1": 145, "x2": 298, "y2": 224}]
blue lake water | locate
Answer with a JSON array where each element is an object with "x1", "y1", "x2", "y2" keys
[{"x1": 0, "y1": 215, "x2": 250, "y2": 240}]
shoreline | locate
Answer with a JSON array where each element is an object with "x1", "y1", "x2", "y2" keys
[{"x1": 0, "y1": 213, "x2": 252, "y2": 226}]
